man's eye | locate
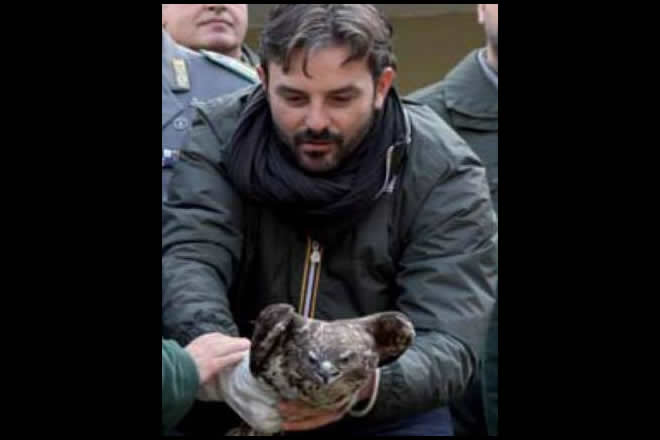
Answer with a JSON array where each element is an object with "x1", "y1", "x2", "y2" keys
[
  {"x1": 331, "y1": 96, "x2": 352, "y2": 104},
  {"x1": 285, "y1": 96, "x2": 306, "y2": 105}
]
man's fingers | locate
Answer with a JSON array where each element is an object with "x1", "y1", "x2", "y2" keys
[
  {"x1": 187, "y1": 333, "x2": 251, "y2": 359},
  {"x1": 199, "y1": 350, "x2": 249, "y2": 384},
  {"x1": 279, "y1": 402, "x2": 315, "y2": 418},
  {"x1": 281, "y1": 411, "x2": 344, "y2": 431},
  {"x1": 198, "y1": 333, "x2": 251, "y2": 350},
  {"x1": 204, "y1": 333, "x2": 251, "y2": 349},
  {"x1": 279, "y1": 400, "x2": 346, "y2": 430},
  {"x1": 279, "y1": 400, "x2": 320, "y2": 415},
  {"x1": 212, "y1": 338, "x2": 251, "y2": 356},
  {"x1": 212, "y1": 350, "x2": 249, "y2": 371},
  {"x1": 280, "y1": 401, "x2": 347, "y2": 419}
]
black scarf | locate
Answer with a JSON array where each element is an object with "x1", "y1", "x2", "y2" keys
[{"x1": 226, "y1": 86, "x2": 405, "y2": 227}]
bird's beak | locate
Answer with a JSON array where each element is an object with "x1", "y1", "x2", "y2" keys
[{"x1": 318, "y1": 361, "x2": 340, "y2": 384}]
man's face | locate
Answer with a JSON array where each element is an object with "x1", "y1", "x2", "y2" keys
[
  {"x1": 478, "y1": 4, "x2": 498, "y2": 58},
  {"x1": 259, "y1": 46, "x2": 395, "y2": 174},
  {"x1": 162, "y1": 4, "x2": 248, "y2": 58}
]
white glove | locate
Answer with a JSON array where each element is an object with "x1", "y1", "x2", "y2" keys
[{"x1": 198, "y1": 352, "x2": 282, "y2": 434}]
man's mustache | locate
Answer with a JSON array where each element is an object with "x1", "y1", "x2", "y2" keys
[{"x1": 294, "y1": 129, "x2": 343, "y2": 145}]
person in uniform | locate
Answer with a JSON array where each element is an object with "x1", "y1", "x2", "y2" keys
[
  {"x1": 407, "y1": 4, "x2": 499, "y2": 435},
  {"x1": 408, "y1": 4, "x2": 498, "y2": 215},
  {"x1": 162, "y1": 29, "x2": 258, "y2": 200}
]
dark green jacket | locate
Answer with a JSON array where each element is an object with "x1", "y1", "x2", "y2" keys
[
  {"x1": 162, "y1": 339, "x2": 199, "y2": 433},
  {"x1": 483, "y1": 292, "x2": 498, "y2": 435},
  {"x1": 162, "y1": 86, "x2": 498, "y2": 426},
  {"x1": 409, "y1": 50, "x2": 498, "y2": 435},
  {"x1": 408, "y1": 49, "x2": 498, "y2": 214}
]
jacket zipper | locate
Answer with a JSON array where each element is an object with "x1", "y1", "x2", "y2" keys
[{"x1": 298, "y1": 237, "x2": 323, "y2": 318}]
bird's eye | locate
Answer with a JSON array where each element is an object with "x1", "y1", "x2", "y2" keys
[{"x1": 339, "y1": 352, "x2": 354, "y2": 365}]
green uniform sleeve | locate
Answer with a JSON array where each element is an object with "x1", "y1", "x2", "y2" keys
[{"x1": 162, "y1": 339, "x2": 200, "y2": 432}]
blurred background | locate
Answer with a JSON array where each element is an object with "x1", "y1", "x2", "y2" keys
[{"x1": 245, "y1": 4, "x2": 482, "y2": 95}]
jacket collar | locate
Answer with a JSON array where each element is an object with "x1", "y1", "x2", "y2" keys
[
  {"x1": 199, "y1": 48, "x2": 259, "y2": 83},
  {"x1": 374, "y1": 88, "x2": 411, "y2": 198},
  {"x1": 240, "y1": 44, "x2": 260, "y2": 68}
]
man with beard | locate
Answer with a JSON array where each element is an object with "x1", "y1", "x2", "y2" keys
[
  {"x1": 162, "y1": 4, "x2": 497, "y2": 435},
  {"x1": 408, "y1": 4, "x2": 499, "y2": 436},
  {"x1": 408, "y1": 4, "x2": 498, "y2": 215}
]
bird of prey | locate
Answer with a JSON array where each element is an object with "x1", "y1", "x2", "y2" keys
[{"x1": 227, "y1": 303, "x2": 415, "y2": 435}]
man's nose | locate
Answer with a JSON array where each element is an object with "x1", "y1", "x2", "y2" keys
[{"x1": 305, "y1": 103, "x2": 330, "y2": 133}]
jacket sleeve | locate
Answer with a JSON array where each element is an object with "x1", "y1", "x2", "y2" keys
[
  {"x1": 483, "y1": 292, "x2": 499, "y2": 435},
  {"x1": 362, "y1": 142, "x2": 498, "y2": 423},
  {"x1": 162, "y1": 113, "x2": 244, "y2": 346},
  {"x1": 162, "y1": 339, "x2": 199, "y2": 432}
]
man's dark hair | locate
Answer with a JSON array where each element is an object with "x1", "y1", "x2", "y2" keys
[{"x1": 258, "y1": 4, "x2": 397, "y2": 81}]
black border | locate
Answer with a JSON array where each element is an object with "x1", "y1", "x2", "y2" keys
[{"x1": 23, "y1": 4, "x2": 595, "y2": 436}]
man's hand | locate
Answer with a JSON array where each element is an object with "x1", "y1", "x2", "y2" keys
[
  {"x1": 201, "y1": 352, "x2": 283, "y2": 433},
  {"x1": 279, "y1": 370, "x2": 377, "y2": 431},
  {"x1": 184, "y1": 333, "x2": 251, "y2": 386},
  {"x1": 279, "y1": 400, "x2": 349, "y2": 431}
]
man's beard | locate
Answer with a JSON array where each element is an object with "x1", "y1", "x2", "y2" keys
[{"x1": 275, "y1": 108, "x2": 379, "y2": 175}]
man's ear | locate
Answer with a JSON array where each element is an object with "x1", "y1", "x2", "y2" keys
[
  {"x1": 162, "y1": 5, "x2": 168, "y2": 27},
  {"x1": 374, "y1": 67, "x2": 396, "y2": 110},
  {"x1": 257, "y1": 65, "x2": 268, "y2": 88},
  {"x1": 477, "y1": 4, "x2": 486, "y2": 24}
]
